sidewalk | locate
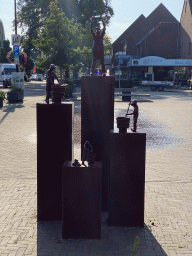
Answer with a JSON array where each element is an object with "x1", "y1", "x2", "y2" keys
[{"x1": 0, "y1": 85, "x2": 192, "y2": 255}]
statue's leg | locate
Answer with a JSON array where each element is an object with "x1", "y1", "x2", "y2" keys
[
  {"x1": 91, "y1": 56, "x2": 97, "y2": 75},
  {"x1": 100, "y1": 57, "x2": 106, "y2": 74}
]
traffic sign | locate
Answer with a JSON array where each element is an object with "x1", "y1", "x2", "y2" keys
[
  {"x1": 13, "y1": 45, "x2": 20, "y2": 56},
  {"x1": 11, "y1": 34, "x2": 21, "y2": 46}
]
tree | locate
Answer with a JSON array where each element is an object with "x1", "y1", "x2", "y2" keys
[
  {"x1": 33, "y1": 0, "x2": 75, "y2": 77},
  {"x1": 17, "y1": 0, "x2": 43, "y2": 56},
  {"x1": 0, "y1": 40, "x2": 12, "y2": 63},
  {"x1": 17, "y1": 0, "x2": 114, "y2": 55},
  {"x1": 104, "y1": 34, "x2": 112, "y2": 55}
]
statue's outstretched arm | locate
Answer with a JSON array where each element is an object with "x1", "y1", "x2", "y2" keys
[
  {"x1": 90, "y1": 16, "x2": 94, "y2": 36},
  {"x1": 101, "y1": 18, "x2": 106, "y2": 36}
]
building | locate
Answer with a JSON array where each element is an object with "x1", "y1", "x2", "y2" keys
[
  {"x1": 180, "y1": 0, "x2": 192, "y2": 59},
  {"x1": 0, "y1": 20, "x2": 5, "y2": 48},
  {"x1": 113, "y1": 4, "x2": 180, "y2": 59},
  {"x1": 109, "y1": 3, "x2": 192, "y2": 85}
]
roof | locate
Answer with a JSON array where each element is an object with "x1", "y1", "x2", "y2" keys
[
  {"x1": 112, "y1": 14, "x2": 145, "y2": 46},
  {"x1": 136, "y1": 22, "x2": 179, "y2": 46},
  {"x1": 122, "y1": 3, "x2": 179, "y2": 43}
]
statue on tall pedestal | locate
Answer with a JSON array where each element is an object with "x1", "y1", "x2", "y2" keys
[{"x1": 90, "y1": 16, "x2": 106, "y2": 76}]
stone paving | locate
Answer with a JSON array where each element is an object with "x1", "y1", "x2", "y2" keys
[{"x1": 0, "y1": 81, "x2": 192, "y2": 255}]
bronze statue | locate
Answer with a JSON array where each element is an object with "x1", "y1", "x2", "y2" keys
[
  {"x1": 45, "y1": 64, "x2": 60, "y2": 104},
  {"x1": 72, "y1": 159, "x2": 81, "y2": 167},
  {"x1": 82, "y1": 141, "x2": 95, "y2": 166},
  {"x1": 126, "y1": 100, "x2": 139, "y2": 132},
  {"x1": 90, "y1": 16, "x2": 106, "y2": 76}
]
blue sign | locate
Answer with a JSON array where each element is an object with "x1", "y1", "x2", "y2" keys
[{"x1": 13, "y1": 45, "x2": 20, "y2": 56}]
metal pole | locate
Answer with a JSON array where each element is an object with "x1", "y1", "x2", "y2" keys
[
  {"x1": 15, "y1": 0, "x2": 19, "y2": 72},
  {"x1": 15, "y1": 0, "x2": 17, "y2": 35}
]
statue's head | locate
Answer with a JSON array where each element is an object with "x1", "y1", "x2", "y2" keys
[
  {"x1": 95, "y1": 27, "x2": 101, "y2": 35},
  {"x1": 131, "y1": 99, "x2": 137, "y2": 106},
  {"x1": 50, "y1": 64, "x2": 56, "y2": 70}
]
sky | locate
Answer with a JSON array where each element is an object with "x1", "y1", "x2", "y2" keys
[{"x1": 0, "y1": 0, "x2": 185, "y2": 46}]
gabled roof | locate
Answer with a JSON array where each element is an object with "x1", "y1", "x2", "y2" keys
[
  {"x1": 136, "y1": 22, "x2": 179, "y2": 46},
  {"x1": 122, "y1": 3, "x2": 178, "y2": 43},
  {"x1": 112, "y1": 14, "x2": 145, "y2": 46}
]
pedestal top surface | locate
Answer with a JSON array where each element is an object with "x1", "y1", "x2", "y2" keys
[{"x1": 63, "y1": 161, "x2": 102, "y2": 168}]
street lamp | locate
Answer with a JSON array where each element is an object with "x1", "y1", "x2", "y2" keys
[
  {"x1": 14, "y1": 0, "x2": 19, "y2": 72},
  {"x1": 15, "y1": 0, "x2": 17, "y2": 35}
]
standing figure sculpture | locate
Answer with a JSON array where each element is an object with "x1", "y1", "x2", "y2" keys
[
  {"x1": 90, "y1": 16, "x2": 106, "y2": 76},
  {"x1": 45, "y1": 64, "x2": 60, "y2": 104},
  {"x1": 126, "y1": 100, "x2": 139, "y2": 132}
]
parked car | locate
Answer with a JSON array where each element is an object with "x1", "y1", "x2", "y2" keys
[
  {"x1": 36, "y1": 74, "x2": 43, "y2": 81},
  {"x1": 31, "y1": 74, "x2": 37, "y2": 81}
]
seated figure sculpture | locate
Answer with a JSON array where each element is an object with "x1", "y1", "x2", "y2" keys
[
  {"x1": 90, "y1": 16, "x2": 106, "y2": 76},
  {"x1": 82, "y1": 141, "x2": 94, "y2": 166}
]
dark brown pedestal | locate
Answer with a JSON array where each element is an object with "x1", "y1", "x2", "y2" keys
[
  {"x1": 62, "y1": 161, "x2": 102, "y2": 239},
  {"x1": 81, "y1": 76, "x2": 115, "y2": 211},
  {"x1": 37, "y1": 103, "x2": 74, "y2": 221},
  {"x1": 108, "y1": 130, "x2": 146, "y2": 227}
]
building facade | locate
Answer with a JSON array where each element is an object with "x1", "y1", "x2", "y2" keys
[
  {"x1": 110, "y1": 3, "x2": 192, "y2": 85},
  {"x1": 180, "y1": 0, "x2": 192, "y2": 59}
]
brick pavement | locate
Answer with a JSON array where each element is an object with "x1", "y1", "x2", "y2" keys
[{"x1": 0, "y1": 82, "x2": 192, "y2": 255}]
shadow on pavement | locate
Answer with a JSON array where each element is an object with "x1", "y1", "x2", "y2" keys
[
  {"x1": 24, "y1": 82, "x2": 46, "y2": 97},
  {"x1": 37, "y1": 213, "x2": 167, "y2": 255},
  {"x1": 0, "y1": 103, "x2": 25, "y2": 124}
]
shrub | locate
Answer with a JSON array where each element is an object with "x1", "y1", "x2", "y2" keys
[
  {"x1": 9, "y1": 87, "x2": 23, "y2": 93},
  {"x1": 0, "y1": 91, "x2": 6, "y2": 100}
]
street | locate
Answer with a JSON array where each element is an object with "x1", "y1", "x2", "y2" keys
[{"x1": 0, "y1": 81, "x2": 192, "y2": 255}]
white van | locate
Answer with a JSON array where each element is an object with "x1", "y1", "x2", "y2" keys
[{"x1": 0, "y1": 63, "x2": 17, "y2": 87}]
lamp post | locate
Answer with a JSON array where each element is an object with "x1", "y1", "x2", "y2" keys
[
  {"x1": 15, "y1": 0, "x2": 17, "y2": 35},
  {"x1": 14, "y1": 0, "x2": 19, "y2": 72}
]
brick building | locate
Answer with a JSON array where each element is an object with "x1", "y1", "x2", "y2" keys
[
  {"x1": 113, "y1": 4, "x2": 180, "y2": 59},
  {"x1": 110, "y1": 3, "x2": 192, "y2": 84},
  {"x1": 180, "y1": 0, "x2": 192, "y2": 59}
]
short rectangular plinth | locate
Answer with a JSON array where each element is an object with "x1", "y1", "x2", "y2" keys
[
  {"x1": 62, "y1": 161, "x2": 102, "y2": 239},
  {"x1": 108, "y1": 131, "x2": 146, "y2": 227},
  {"x1": 81, "y1": 75, "x2": 115, "y2": 211},
  {"x1": 37, "y1": 103, "x2": 74, "y2": 221}
]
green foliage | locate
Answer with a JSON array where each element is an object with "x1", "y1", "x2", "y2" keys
[
  {"x1": 0, "y1": 40, "x2": 12, "y2": 63},
  {"x1": 18, "y1": 0, "x2": 44, "y2": 56},
  {"x1": 17, "y1": 0, "x2": 114, "y2": 75},
  {"x1": 104, "y1": 34, "x2": 112, "y2": 54},
  {"x1": 33, "y1": 1, "x2": 74, "y2": 74},
  {"x1": 19, "y1": 56, "x2": 34, "y2": 77},
  {"x1": 130, "y1": 236, "x2": 141, "y2": 256},
  {"x1": 0, "y1": 91, "x2": 6, "y2": 100},
  {"x1": 58, "y1": 0, "x2": 114, "y2": 26},
  {"x1": 9, "y1": 87, "x2": 23, "y2": 93}
]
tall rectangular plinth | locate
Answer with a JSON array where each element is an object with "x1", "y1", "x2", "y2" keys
[
  {"x1": 108, "y1": 131, "x2": 146, "y2": 227},
  {"x1": 62, "y1": 161, "x2": 102, "y2": 239},
  {"x1": 81, "y1": 76, "x2": 115, "y2": 211},
  {"x1": 37, "y1": 103, "x2": 74, "y2": 221}
]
